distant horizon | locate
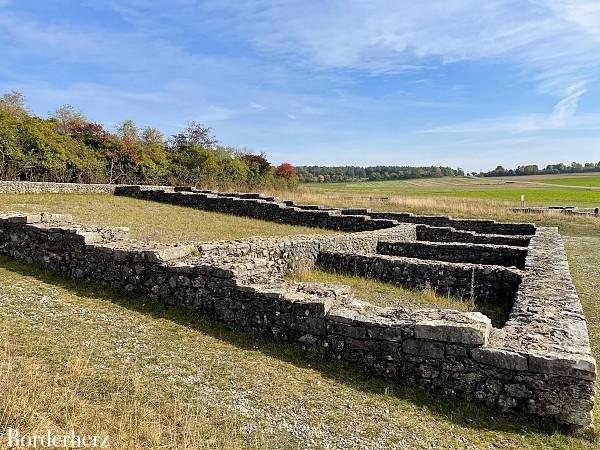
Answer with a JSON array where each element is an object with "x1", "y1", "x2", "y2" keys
[
  {"x1": 1, "y1": 1, "x2": 600, "y2": 172},
  {"x1": 292, "y1": 161, "x2": 600, "y2": 174}
]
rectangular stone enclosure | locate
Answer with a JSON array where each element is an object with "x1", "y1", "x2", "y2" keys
[{"x1": 0, "y1": 182, "x2": 595, "y2": 428}]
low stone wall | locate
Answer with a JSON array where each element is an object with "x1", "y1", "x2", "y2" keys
[
  {"x1": 514, "y1": 207, "x2": 600, "y2": 218},
  {"x1": 0, "y1": 181, "x2": 535, "y2": 237},
  {"x1": 377, "y1": 241, "x2": 527, "y2": 268},
  {"x1": 317, "y1": 251, "x2": 522, "y2": 304},
  {"x1": 0, "y1": 181, "x2": 536, "y2": 237},
  {"x1": 416, "y1": 225, "x2": 532, "y2": 247},
  {"x1": 197, "y1": 225, "x2": 416, "y2": 276},
  {"x1": 0, "y1": 180, "x2": 119, "y2": 194},
  {"x1": 113, "y1": 185, "x2": 536, "y2": 236},
  {"x1": 0, "y1": 213, "x2": 595, "y2": 427},
  {"x1": 115, "y1": 186, "x2": 398, "y2": 232},
  {"x1": 340, "y1": 208, "x2": 535, "y2": 235}
]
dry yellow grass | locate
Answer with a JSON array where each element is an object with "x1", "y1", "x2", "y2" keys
[
  {"x1": 286, "y1": 269, "x2": 512, "y2": 327},
  {"x1": 286, "y1": 269, "x2": 476, "y2": 310},
  {"x1": 264, "y1": 188, "x2": 600, "y2": 237}
]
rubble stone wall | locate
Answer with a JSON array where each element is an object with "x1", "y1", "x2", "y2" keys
[
  {"x1": 377, "y1": 241, "x2": 528, "y2": 268},
  {"x1": 114, "y1": 186, "x2": 398, "y2": 232},
  {"x1": 0, "y1": 182, "x2": 536, "y2": 236},
  {"x1": 338, "y1": 208, "x2": 535, "y2": 235},
  {"x1": 197, "y1": 225, "x2": 416, "y2": 276},
  {"x1": 316, "y1": 251, "x2": 523, "y2": 303},
  {"x1": 0, "y1": 180, "x2": 118, "y2": 194},
  {"x1": 415, "y1": 225, "x2": 532, "y2": 247},
  {"x1": 0, "y1": 182, "x2": 595, "y2": 428},
  {"x1": 0, "y1": 213, "x2": 594, "y2": 427},
  {"x1": 113, "y1": 185, "x2": 536, "y2": 235}
]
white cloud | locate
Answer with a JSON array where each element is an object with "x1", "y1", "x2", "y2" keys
[
  {"x1": 419, "y1": 79, "x2": 597, "y2": 134},
  {"x1": 250, "y1": 102, "x2": 267, "y2": 112},
  {"x1": 198, "y1": 0, "x2": 600, "y2": 97},
  {"x1": 549, "y1": 81, "x2": 587, "y2": 125},
  {"x1": 39, "y1": 0, "x2": 600, "y2": 97},
  {"x1": 544, "y1": 0, "x2": 600, "y2": 38}
]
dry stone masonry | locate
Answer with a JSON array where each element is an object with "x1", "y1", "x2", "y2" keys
[
  {"x1": 0, "y1": 182, "x2": 596, "y2": 428},
  {"x1": 514, "y1": 206, "x2": 600, "y2": 218}
]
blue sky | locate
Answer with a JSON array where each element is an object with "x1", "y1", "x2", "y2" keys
[{"x1": 1, "y1": 0, "x2": 599, "y2": 171}]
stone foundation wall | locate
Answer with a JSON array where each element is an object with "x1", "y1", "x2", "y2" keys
[
  {"x1": 415, "y1": 225, "x2": 532, "y2": 247},
  {"x1": 0, "y1": 182, "x2": 595, "y2": 427},
  {"x1": 338, "y1": 208, "x2": 535, "y2": 235},
  {"x1": 377, "y1": 241, "x2": 527, "y2": 268},
  {"x1": 0, "y1": 181, "x2": 119, "y2": 194},
  {"x1": 0, "y1": 213, "x2": 594, "y2": 427},
  {"x1": 514, "y1": 206, "x2": 600, "y2": 218},
  {"x1": 112, "y1": 185, "x2": 536, "y2": 235},
  {"x1": 197, "y1": 225, "x2": 416, "y2": 276},
  {"x1": 115, "y1": 186, "x2": 398, "y2": 231},
  {"x1": 0, "y1": 181, "x2": 535, "y2": 236},
  {"x1": 316, "y1": 251, "x2": 523, "y2": 304}
]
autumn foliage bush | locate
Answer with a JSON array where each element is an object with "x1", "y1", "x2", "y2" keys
[{"x1": 0, "y1": 91, "x2": 299, "y2": 190}]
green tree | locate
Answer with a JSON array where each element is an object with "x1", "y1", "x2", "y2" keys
[
  {"x1": 51, "y1": 104, "x2": 86, "y2": 135},
  {"x1": 0, "y1": 91, "x2": 27, "y2": 119},
  {"x1": 170, "y1": 145, "x2": 219, "y2": 185}
]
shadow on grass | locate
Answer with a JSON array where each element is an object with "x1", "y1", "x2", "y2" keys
[{"x1": 0, "y1": 255, "x2": 594, "y2": 443}]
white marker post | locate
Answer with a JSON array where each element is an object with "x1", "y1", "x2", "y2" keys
[{"x1": 520, "y1": 194, "x2": 525, "y2": 208}]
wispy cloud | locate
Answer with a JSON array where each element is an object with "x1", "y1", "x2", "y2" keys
[
  {"x1": 419, "y1": 79, "x2": 598, "y2": 134},
  {"x1": 199, "y1": 0, "x2": 600, "y2": 97},
  {"x1": 549, "y1": 81, "x2": 587, "y2": 125},
  {"x1": 1, "y1": 1, "x2": 600, "y2": 171}
]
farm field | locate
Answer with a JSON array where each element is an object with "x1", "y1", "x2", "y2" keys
[
  {"x1": 288, "y1": 176, "x2": 599, "y2": 238},
  {"x1": 0, "y1": 191, "x2": 598, "y2": 449},
  {"x1": 300, "y1": 175, "x2": 600, "y2": 207},
  {"x1": 533, "y1": 176, "x2": 600, "y2": 188}
]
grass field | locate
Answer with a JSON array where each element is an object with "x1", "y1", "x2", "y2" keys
[
  {"x1": 301, "y1": 175, "x2": 600, "y2": 207},
  {"x1": 0, "y1": 188, "x2": 599, "y2": 449},
  {"x1": 0, "y1": 193, "x2": 330, "y2": 242},
  {"x1": 286, "y1": 175, "x2": 600, "y2": 238},
  {"x1": 535, "y1": 176, "x2": 600, "y2": 188}
]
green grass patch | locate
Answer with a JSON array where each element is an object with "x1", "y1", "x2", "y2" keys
[
  {"x1": 535, "y1": 176, "x2": 600, "y2": 188},
  {"x1": 287, "y1": 268, "x2": 474, "y2": 310},
  {"x1": 305, "y1": 179, "x2": 600, "y2": 207},
  {"x1": 432, "y1": 188, "x2": 600, "y2": 206}
]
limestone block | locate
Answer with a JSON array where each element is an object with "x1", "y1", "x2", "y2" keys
[
  {"x1": 367, "y1": 326, "x2": 403, "y2": 342},
  {"x1": 471, "y1": 348, "x2": 528, "y2": 371},
  {"x1": 40, "y1": 213, "x2": 73, "y2": 223},
  {"x1": 7, "y1": 214, "x2": 41, "y2": 224},
  {"x1": 402, "y1": 339, "x2": 445, "y2": 359},
  {"x1": 528, "y1": 352, "x2": 596, "y2": 381},
  {"x1": 75, "y1": 231, "x2": 102, "y2": 244},
  {"x1": 144, "y1": 245, "x2": 194, "y2": 262},
  {"x1": 415, "y1": 314, "x2": 490, "y2": 345}
]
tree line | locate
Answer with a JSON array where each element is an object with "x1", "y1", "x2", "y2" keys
[
  {"x1": 295, "y1": 165, "x2": 463, "y2": 183},
  {"x1": 482, "y1": 162, "x2": 600, "y2": 177},
  {"x1": 0, "y1": 91, "x2": 298, "y2": 190}
]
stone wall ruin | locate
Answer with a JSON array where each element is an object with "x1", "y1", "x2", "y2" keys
[{"x1": 0, "y1": 181, "x2": 595, "y2": 428}]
